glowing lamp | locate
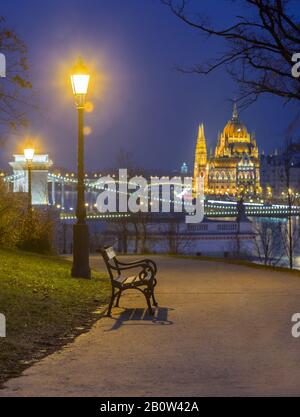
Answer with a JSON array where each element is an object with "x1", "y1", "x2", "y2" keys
[
  {"x1": 70, "y1": 58, "x2": 90, "y2": 96},
  {"x1": 24, "y1": 148, "x2": 35, "y2": 162}
]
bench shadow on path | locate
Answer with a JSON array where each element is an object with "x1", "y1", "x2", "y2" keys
[{"x1": 107, "y1": 307, "x2": 173, "y2": 331}]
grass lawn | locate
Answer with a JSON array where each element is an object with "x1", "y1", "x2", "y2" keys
[{"x1": 0, "y1": 248, "x2": 110, "y2": 385}]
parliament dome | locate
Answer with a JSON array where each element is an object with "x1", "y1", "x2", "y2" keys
[
  {"x1": 222, "y1": 103, "x2": 249, "y2": 139},
  {"x1": 223, "y1": 120, "x2": 248, "y2": 138}
]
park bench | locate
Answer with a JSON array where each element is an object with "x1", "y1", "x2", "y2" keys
[{"x1": 101, "y1": 246, "x2": 158, "y2": 316}]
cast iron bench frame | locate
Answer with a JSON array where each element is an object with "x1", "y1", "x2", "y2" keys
[{"x1": 101, "y1": 247, "x2": 158, "y2": 316}]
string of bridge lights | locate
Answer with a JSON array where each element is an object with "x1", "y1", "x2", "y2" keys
[{"x1": 4, "y1": 172, "x2": 300, "y2": 218}]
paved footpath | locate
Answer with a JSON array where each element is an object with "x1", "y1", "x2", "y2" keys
[{"x1": 2, "y1": 256, "x2": 300, "y2": 396}]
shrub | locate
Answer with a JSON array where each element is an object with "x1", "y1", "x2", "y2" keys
[
  {"x1": 0, "y1": 180, "x2": 24, "y2": 247},
  {"x1": 16, "y1": 211, "x2": 54, "y2": 254},
  {"x1": 0, "y1": 179, "x2": 54, "y2": 253}
]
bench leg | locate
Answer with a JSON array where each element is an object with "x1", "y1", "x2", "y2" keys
[
  {"x1": 115, "y1": 290, "x2": 122, "y2": 307},
  {"x1": 152, "y1": 291, "x2": 158, "y2": 307},
  {"x1": 152, "y1": 279, "x2": 158, "y2": 306},
  {"x1": 144, "y1": 289, "x2": 154, "y2": 316},
  {"x1": 107, "y1": 287, "x2": 116, "y2": 317}
]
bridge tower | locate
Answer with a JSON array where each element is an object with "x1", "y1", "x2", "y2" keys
[{"x1": 9, "y1": 154, "x2": 53, "y2": 205}]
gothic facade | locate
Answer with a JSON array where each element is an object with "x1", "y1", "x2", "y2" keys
[{"x1": 194, "y1": 105, "x2": 261, "y2": 196}]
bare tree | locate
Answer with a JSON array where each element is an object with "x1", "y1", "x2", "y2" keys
[
  {"x1": 253, "y1": 220, "x2": 282, "y2": 265},
  {"x1": 281, "y1": 135, "x2": 300, "y2": 268},
  {"x1": 167, "y1": 216, "x2": 192, "y2": 254},
  {"x1": 106, "y1": 214, "x2": 150, "y2": 254},
  {"x1": 0, "y1": 16, "x2": 32, "y2": 141},
  {"x1": 114, "y1": 151, "x2": 152, "y2": 253},
  {"x1": 90, "y1": 227, "x2": 112, "y2": 253},
  {"x1": 162, "y1": 0, "x2": 300, "y2": 108},
  {"x1": 281, "y1": 217, "x2": 300, "y2": 268},
  {"x1": 132, "y1": 213, "x2": 149, "y2": 254},
  {"x1": 283, "y1": 136, "x2": 294, "y2": 268}
]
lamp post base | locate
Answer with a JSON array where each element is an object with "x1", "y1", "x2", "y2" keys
[{"x1": 71, "y1": 223, "x2": 91, "y2": 279}]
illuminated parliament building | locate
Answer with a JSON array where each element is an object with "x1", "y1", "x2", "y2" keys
[{"x1": 194, "y1": 104, "x2": 261, "y2": 196}]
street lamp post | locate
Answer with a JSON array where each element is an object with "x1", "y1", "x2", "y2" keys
[
  {"x1": 24, "y1": 148, "x2": 35, "y2": 212},
  {"x1": 70, "y1": 57, "x2": 91, "y2": 279}
]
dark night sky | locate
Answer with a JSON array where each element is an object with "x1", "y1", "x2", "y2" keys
[{"x1": 0, "y1": 0, "x2": 298, "y2": 172}]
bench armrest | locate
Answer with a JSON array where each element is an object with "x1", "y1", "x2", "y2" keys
[
  {"x1": 108, "y1": 262, "x2": 154, "y2": 274},
  {"x1": 109, "y1": 262, "x2": 155, "y2": 284},
  {"x1": 117, "y1": 259, "x2": 157, "y2": 275}
]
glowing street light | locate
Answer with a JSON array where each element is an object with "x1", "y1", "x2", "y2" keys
[
  {"x1": 70, "y1": 57, "x2": 91, "y2": 279},
  {"x1": 24, "y1": 148, "x2": 35, "y2": 162},
  {"x1": 71, "y1": 60, "x2": 90, "y2": 96},
  {"x1": 24, "y1": 148, "x2": 35, "y2": 212}
]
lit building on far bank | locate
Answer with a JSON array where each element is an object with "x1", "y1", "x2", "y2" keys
[
  {"x1": 194, "y1": 104, "x2": 261, "y2": 197},
  {"x1": 260, "y1": 151, "x2": 300, "y2": 199},
  {"x1": 9, "y1": 154, "x2": 53, "y2": 205}
]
